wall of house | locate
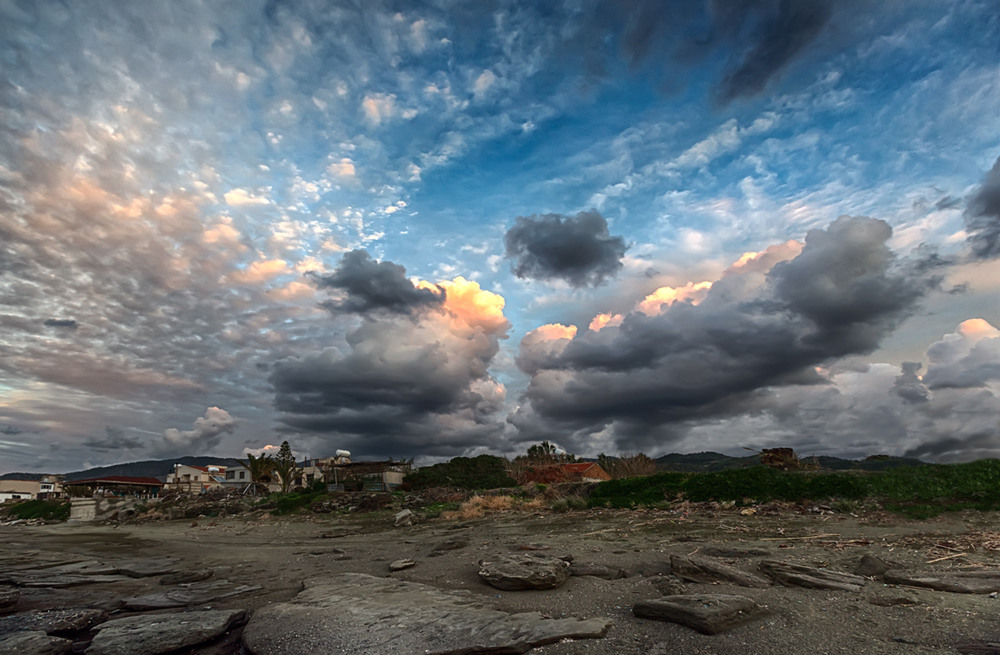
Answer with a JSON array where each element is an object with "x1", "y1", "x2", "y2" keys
[{"x1": 70, "y1": 497, "x2": 152, "y2": 522}]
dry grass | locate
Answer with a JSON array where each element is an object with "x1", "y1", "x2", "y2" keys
[{"x1": 441, "y1": 493, "x2": 545, "y2": 519}]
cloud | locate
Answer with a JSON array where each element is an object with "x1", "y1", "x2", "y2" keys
[
  {"x1": 311, "y1": 250, "x2": 445, "y2": 315},
  {"x1": 504, "y1": 211, "x2": 627, "y2": 287},
  {"x1": 715, "y1": 1, "x2": 833, "y2": 103},
  {"x1": 964, "y1": 156, "x2": 1000, "y2": 259},
  {"x1": 511, "y1": 216, "x2": 941, "y2": 454},
  {"x1": 152, "y1": 407, "x2": 237, "y2": 458},
  {"x1": 83, "y1": 426, "x2": 144, "y2": 451},
  {"x1": 270, "y1": 273, "x2": 510, "y2": 458}
]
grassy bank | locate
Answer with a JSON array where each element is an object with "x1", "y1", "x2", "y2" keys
[
  {"x1": 0, "y1": 499, "x2": 71, "y2": 521},
  {"x1": 587, "y1": 459, "x2": 1000, "y2": 518}
]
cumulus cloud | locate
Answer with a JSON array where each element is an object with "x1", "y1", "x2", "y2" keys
[
  {"x1": 271, "y1": 273, "x2": 511, "y2": 458},
  {"x1": 504, "y1": 211, "x2": 627, "y2": 287},
  {"x1": 511, "y1": 216, "x2": 942, "y2": 454},
  {"x1": 151, "y1": 407, "x2": 237, "y2": 458},
  {"x1": 964, "y1": 156, "x2": 1000, "y2": 259},
  {"x1": 311, "y1": 250, "x2": 445, "y2": 314}
]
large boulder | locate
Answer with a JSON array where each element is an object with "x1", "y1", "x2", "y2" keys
[
  {"x1": 478, "y1": 554, "x2": 572, "y2": 590},
  {"x1": 0, "y1": 608, "x2": 109, "y2": 636},
  {"x1": 242, "y1": 573, "x2": 610, "y2": 655}
]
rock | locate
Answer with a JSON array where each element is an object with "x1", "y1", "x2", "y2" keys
[
  {"x1": 759, "y1": 560, "x2": 866, "y2": 592},
  {"x1": 0, "y1": 586, "x2": 18, "y2": 614},
  {"x1": 633, "y1": 593, "x2": 769, "y2": 634},
  {"x1": 570, "y1": 563, "x2": 627, "y2": 580},
  {"x1": 87, "y1": 609, "x2": 246, "y2": 655},
  {"x1": 0, "y1": 608, "x2": 108, "y2": 636},
  {"x1": 648, "y1": 575, "x2": 687, "y2": 596},
  {"x1": 241, "y1": 573, "x2": 610, "y2": 655},
  {"x1": 389, "y1": 559, "x2": 416, "y2": 572},
  {"x1": 883, "y1": 570, "x2": 1000, "y2": 594},
  {"x1": 670, "y1": 555, "x2": 770, "y2": 588},
  {"x1": 0, "y1": 630, "x2": 72, "y2": 655},
  {"x1": 114, "y1": 558, "x2": 180, "y2": 577},
  {"x1": 159, "y1": 569, "x2": 213, "y2": 585},
  {"x1": 854, "y1": 554, "x2": 893, "y2": 578},
  {"x1": 478, "y1": 554, "x2": 572, "y2": 590},
  {"x1": 122, "y1": 580, "x2": 261, "y2": 610},
  {"x1": 957, "y1": 642, "x2": 1000, "y2": 654},
  {"x1": 429, "y1": 537, "x2": 469, "y2": 557},
  {"x1": 394, "y1": 509, "x2": 414, "y2": 527},
  {"x1": 868, "y1": 594, "x2": 918, "y2": 607},
  {"x1": 700, "y1": 546, "x2": 772, "y2": 558}
]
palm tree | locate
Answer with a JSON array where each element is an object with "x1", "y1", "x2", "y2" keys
[
  {"x1": 273, "y1": 441, "x2": 297, "y2": 494},
  {"x1": 240, "y1": 452, "x2": 276, "y2": 495}
]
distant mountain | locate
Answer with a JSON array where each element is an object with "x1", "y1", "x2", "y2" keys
[
  {"x1": 654, "y1": 451, "x2": 926, "y2": 473},
  {"x1": 0, "y1": 456, "x2": 242, "y2": 482}
]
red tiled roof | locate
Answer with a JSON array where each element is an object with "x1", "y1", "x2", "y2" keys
[
  {"x1": 71, "y1": 476, "x2": 164, "y2": 486},
  {"x1": 559, "y1": 463, "x2": 601, "y2": 473}
]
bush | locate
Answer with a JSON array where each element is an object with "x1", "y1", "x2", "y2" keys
[
  {"x1": 405, "y1": 455, "x2": 517, "y2": 490},
  {"x1": 0, "y1": 499, "x2": 70, "y2": 521},
  {"x1": 273, "y1": 489, "x2": 328, "y2": 515}
]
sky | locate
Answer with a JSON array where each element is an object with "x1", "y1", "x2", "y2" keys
[{"x1": 1, "y1": 0, "x2": 999, "y2": 475}]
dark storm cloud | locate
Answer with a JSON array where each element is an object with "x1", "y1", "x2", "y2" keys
[
  {"x1": 311, "y1": 250, "x2": 444, "y2": 314},
  {"x1": 715, "y1": 1, "x2": 833, "y2": 103},
  {"x1": 964, "y1": 156, "x2": 1000, "y2": 259},
  {"x1": 83, "y1": 426, "x2": 143, "y2": 451},
  {"x1": 504, "y1": 211, "x2": 627, "y2": 287},
  {"x1": 512, "y1": 216, "x2": 939, "y2": 453},
  {"x1": 893, "y1": 362, "x2": 929, "y2": 403},
  {"x1": 567, "y1": 0, "x2": 839, "y2": 103},
  {"x1": 271, "y1": 272, "x2": 511, "y2": 459},
  {"x1": 43, "y1": 318, "x2": 78, "y2": 329}
]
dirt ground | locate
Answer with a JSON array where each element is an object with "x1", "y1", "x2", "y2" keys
[{"x1": 4, "y1": 505, "x2": 1000, "y2": 654}]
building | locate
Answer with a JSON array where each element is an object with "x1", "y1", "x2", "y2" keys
[
  {"x1": 301, "y1": 459, "x2": 410, "y2": 492},
  {"x1": 164, "y1": 464, "x2": 228, "y2": 493},
  {"x1": 0, "y1": 479, "x2": 41, "y2": 503},
  {"x1": 67, "y1": 476, "x2": 163, "y2": 499}
]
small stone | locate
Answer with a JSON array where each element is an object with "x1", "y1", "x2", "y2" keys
[
  {"x1": 394, "y1": 509, "x2": 414, "y2": 527},
  {"x1": 570, "y1": 563, "x2": 627, "y2": 580},
  {"x1": 389, "y1": 559, "x2": 416, "y2": 572},
  {"x1": 854, "y1": 554, "x2": 893, "y2": 578}
]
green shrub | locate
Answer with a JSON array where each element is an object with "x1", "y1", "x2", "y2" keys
[
  {"x1": 273, "y1": 489, "x2": 327, "y2": 515},
  {"x1": 405, "y1": 455, "x2": 517, "y2": 490},
  {"x1": 0, "y1": 499, "x2": 70, "y2": 521},
  {"x1": 585, "y1": 459, "x2": 1000, "y2": 518}
]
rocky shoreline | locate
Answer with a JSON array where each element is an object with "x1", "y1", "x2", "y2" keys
[{"x1": 1, "y1": 502, "x2": 999, "y2": 654}]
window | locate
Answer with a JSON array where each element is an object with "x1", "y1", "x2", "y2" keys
[{"x1": 239, "y1": 471, "x2": 246, "y2": 479}]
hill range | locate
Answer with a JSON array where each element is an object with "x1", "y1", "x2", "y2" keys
[{"x1": 0, "y1": 451, "x2": 925, "y2": 482}]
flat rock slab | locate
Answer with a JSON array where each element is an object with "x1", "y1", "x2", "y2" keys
[
  {"x1": 759, "y1": 560, "x2": 866, "y2": 592},
  {"x1": 87, "y1": 609, "x2": 246, "y2": 655},
  {"x1": 884, "y1": 570, "x2": 1000, "y2": 594},
  {"x1": 0, "y1": 630, "x2": 72, "y2": 655},
  {"x1": 122, "y1": 580, "x2": 261, "y2": 610},
  {"x1": 388, "y1": 558, "x2": 416, "y2": 571},
  {"x1": 0, "y1": 608, "x2": 109, "y2": 636},
  {"x1": 633, "y1": 594, "x2": 769, "y2": 634},
  {"x1": 671, "y1": 555, "x2": 770, "y2": 588},
  {"x1": 113, "y1": 558, "x2": 180, "y2": 578},
  {"x1": 479, "y1": 554, "x2": 572, "y2": 590},
  {"x1": 242, "y1": 573, "x2": 611, "y2": 655}
]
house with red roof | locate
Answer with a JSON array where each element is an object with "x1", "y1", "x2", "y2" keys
[
  {"x1": 69, "y1": 475, "x2": 163, "y2": 499},
  {"x1": 524, "y1": 462, "x2": 612, "y2": 484},
  {"x1": 163, "y1": 464, "x2": 227, "y2": 493}
]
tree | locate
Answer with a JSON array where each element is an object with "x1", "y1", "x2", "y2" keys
[
  {"x1": 240, "y1": 452, "x2": 276, "y2": 495},
  {"x1": 273, "y1": 440, "x2": 297, "y2": 494},
  {"x1": 520, "y1": 441, "x2": 576, "y2": 465}
]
